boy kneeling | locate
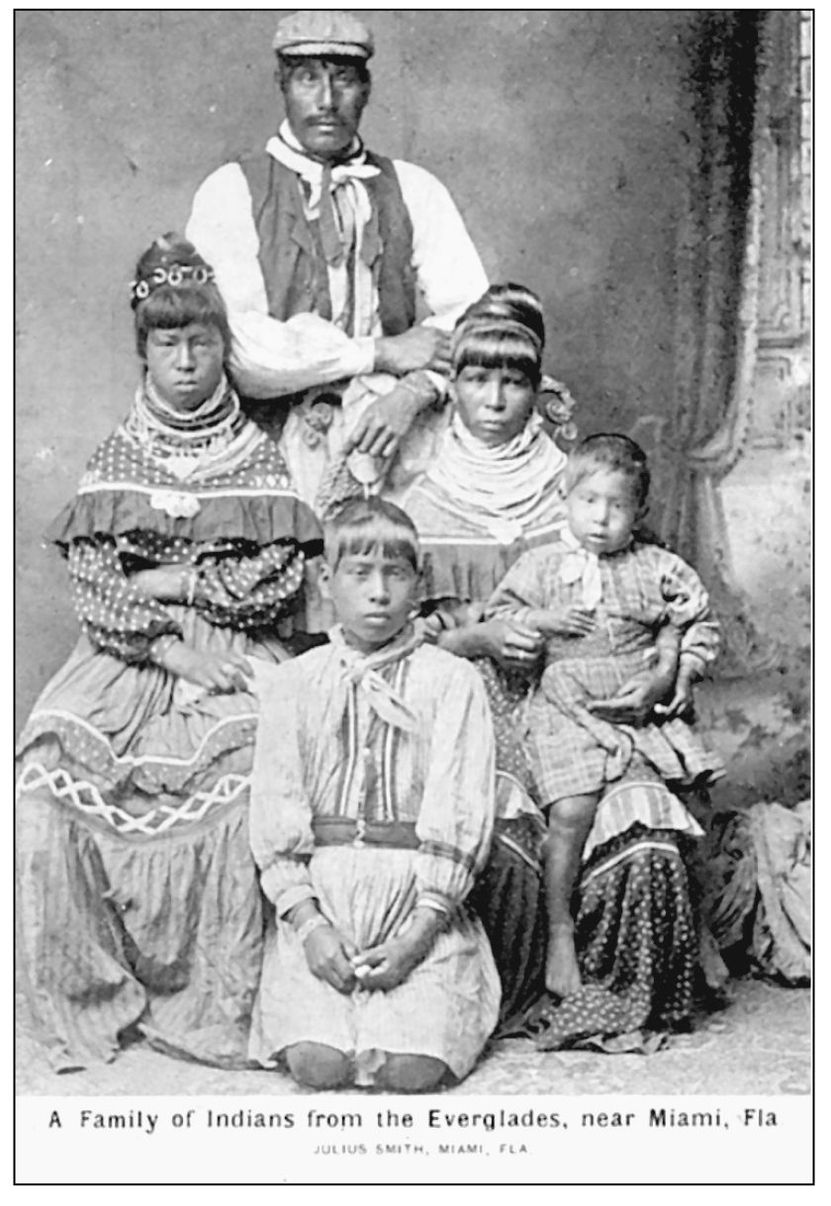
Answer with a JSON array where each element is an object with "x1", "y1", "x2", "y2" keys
[{"x1": 249, "y1": 498, "x2": 500, "y2": 1091}]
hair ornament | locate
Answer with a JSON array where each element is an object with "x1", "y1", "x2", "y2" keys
[
  {"x1": 538, "y1": 374, "x2": 578, "y2": 441},
  {"x1": 130, "y1": 262, "x2": 215, "y2": 308}
]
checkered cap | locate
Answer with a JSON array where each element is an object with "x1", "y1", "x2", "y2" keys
[{"x1": 273, "y1": 10, "x2": 374, "y2": 60}]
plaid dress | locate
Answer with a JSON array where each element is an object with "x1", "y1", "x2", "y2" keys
[{"x1": 487, "y1": 539, "x2": 724, "y2": 804}]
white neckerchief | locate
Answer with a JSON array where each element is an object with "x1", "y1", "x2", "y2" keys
[
  {"x1": 267, "y1": 122, "x2": 381, "y2": 336},
  {"x1": 268, "y1": 121, "x2": 380, "y2": 212},
  {"x1": 328, "y1": 624, "x2": 420, "y2": 733},
  {"x1": 558, "y1": 526, "x2": 603, "y2": 610},
  {"x1": 425, "y1": 411, "x2": 568, "y2": 544}
]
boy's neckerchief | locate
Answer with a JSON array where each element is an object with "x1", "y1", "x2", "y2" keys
[
  {"x1": 328, "y1": 623, "x2": 421, "y2": 732},
  {"x1": 558, "y1": 527, "x2": 635, "y2": 609}
]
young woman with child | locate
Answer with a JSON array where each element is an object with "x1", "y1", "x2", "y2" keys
[
  {"x1": 488, "y1": 432, "x2": 723, "y2": 1001},
  {"x1": 401, "y1": 287, "x2": 720, "y2": 1050}
]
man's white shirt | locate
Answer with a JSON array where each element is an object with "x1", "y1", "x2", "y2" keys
[{"x1": 186, "y1": 140, "x2": 488, "y2": 399}]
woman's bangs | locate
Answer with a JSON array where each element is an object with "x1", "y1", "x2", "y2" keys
[
  {"x1": 140, "y1": 284, "x2": 227, "y2": 332},
  {"x1": 455, "y1": 329, "x2": 541, "y2": 382}
]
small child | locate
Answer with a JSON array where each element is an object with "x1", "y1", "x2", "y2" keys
[
  {"x1": 487, "y1": 434, "x2": 724, "y2": 1000},
  {"x1": 248, "y1": 497, "x2": 500, "y2": 1091}
]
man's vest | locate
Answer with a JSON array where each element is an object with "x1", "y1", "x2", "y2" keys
[{"x1": 237, "y1": 151, "x2": 417, "y2": 337}]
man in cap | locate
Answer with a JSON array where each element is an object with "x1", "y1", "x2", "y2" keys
[{"x1": 187, "y1": 10, "x2": 488, "y2": 509}]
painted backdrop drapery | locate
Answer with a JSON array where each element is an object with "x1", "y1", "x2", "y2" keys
[{"x1": 658, "y1": 10, "x2": 778, "y2": 676}]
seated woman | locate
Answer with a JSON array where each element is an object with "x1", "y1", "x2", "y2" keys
[
  {"x1": 15, "y1": 234, "x2": 322, "y2": 1071},
  {"x1": 400, "y1": 287, "x2": 711, "y2": 1050}
]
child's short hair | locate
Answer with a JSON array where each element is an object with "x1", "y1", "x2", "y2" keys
[
  {"x1": 324, "y1": 497, "x2": 421, "y2": 571},
  {"x1": 564, "y1": 434, "x2": 651, "y2": 509}
]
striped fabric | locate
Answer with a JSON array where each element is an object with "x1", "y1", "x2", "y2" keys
[
  {"x1": 250, "y1": 633, "x2": 496, "y2": 916},
  {"x1": 247, "y1": 636, "x2": 501, "y2": 1084},
  {"x1": 582, "y1": 778, "x2": 705, "y2": 861}
]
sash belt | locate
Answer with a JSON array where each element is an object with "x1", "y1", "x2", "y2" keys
[{"x1": 312, "y1": 817, "x2": 419, "y2": 849}]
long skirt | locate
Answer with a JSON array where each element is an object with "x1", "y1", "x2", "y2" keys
[
  {"x1": 506, "y1": 818, "x2": 701, "y2": 1051},
  {"x1": 15, "y1": 608, "x2": 287, "y2": 1072},
  {"x1": 469, "y1": 659, "x2": 549, "y2": 1026},
  {"x1": 473, "y1": 657, "x2": 706, "y2": 1050}
]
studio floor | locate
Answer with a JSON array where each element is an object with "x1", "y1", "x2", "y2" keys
[{"x1": 16, "y1": 977, "x2": 810, "y2": 1098}]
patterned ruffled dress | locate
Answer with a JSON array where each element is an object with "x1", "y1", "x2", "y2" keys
[{"x1": 16, "y1": 378, "x2": 322, "y2": 1070}]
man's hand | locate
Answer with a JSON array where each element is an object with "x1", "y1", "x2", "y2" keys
[
  {"x1": 159, "y1": 643, "x2": 252, "y2": 694},
  {"x1": 529, "y1": 606, "x2": 596, "y2": 638},
  {"x1": 343, "y1": 385, "x2": 423, "y2": 460},
  {"x1": 588, "y1": 665, "x2": 675, "y2": 724},
  {"x1": 373, "y1": 327, "x2": 452, "y2": 376},
  {"x1": 303, "y1": 925, "x2": 358, "y2": 995}
]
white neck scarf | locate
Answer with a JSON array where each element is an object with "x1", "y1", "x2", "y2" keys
[
  {"x1": 269, "y1": 121, "x2": 380, "y2": 213},
  {"x1": 425, "y1": 411, "x2": 568, "y2": 544},
  {"x1": 267, "y1": 122, "x2": 381, "y2": 335},
  {"x1": 328, "y1": 624, "x2": 421, "y2": 732},
  {"x1": 558, "y1": 526, "x2": 603, "y2": 610}
]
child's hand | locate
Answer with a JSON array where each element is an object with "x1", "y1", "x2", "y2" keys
[
  {"x1": 352, "y1": 906, "x2": 443, "y2": 991},
  {"x1": 352, "y1": 935, "x2": 421, "y2": 992},
  {"x1": 303, "y1": 925, "x2": 358, "y2": 995},
  {"x1": 588, "y1": 666, "x2": 672, "y2": 724},
  {"x1": 654, "y1": 673, "x2": 696, "y2": 721},
  {"x1": 530, "y1": 606, "x2": 596, "y2": 638}
]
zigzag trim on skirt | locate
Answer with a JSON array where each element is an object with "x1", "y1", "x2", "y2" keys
[{"x1": 17, "y1": 760, "x2": 251, "y2": 840}]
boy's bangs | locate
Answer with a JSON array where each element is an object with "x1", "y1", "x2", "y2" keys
[{"x1": 327, "y1": 519, "x2": 420, "y2": 570}]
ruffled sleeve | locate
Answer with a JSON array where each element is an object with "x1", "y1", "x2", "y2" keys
[
  {"x1": 248, "y1": 660, "x2": 317, "y2": 914},
  {"x1": 67, "y1": 538, "x2": 181, "y2": 663},
  {"x1": 195, "y1": 542, "x2": 307, "y2": 630},
  {"x1": 414, "y1": 655, "x2": 496, "y2": 911},
  {"x1": 659, "y1": 550, "x2": 721, "y2": 676}
]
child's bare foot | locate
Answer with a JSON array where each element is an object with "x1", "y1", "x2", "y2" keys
[{"x1": 545, "y1": 924, "x2": 582, "y2": 999}]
